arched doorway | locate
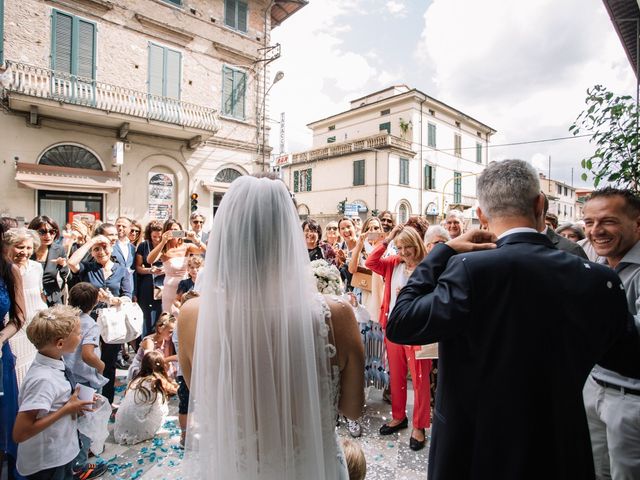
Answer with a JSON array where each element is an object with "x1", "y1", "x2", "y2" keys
[
  {"x1": 36, "y1": 144, "x2": 106, "y2": 229},
  {"x1": 211, "y1": 167, "x2": 243, "y2": 217}
]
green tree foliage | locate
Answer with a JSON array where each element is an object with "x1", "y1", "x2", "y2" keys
[{"x1": 570, "y1": 85, "x2": 640, "y2": 191}]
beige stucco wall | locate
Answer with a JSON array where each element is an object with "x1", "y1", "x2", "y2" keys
[{"x1": 1, "y1": 0, "x2": 276, "y2": 225}]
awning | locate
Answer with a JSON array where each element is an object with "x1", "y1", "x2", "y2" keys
[{"x1": 15, "y1": 163, "x2": 121, "y2": 194}]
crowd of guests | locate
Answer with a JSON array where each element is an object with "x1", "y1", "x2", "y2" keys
[
  {"x1": 0, "y1": 213, "x2": 206, "y2": 480},
  {"x1": 1, "y1": 168, "x2": 639, "y2": 480}
]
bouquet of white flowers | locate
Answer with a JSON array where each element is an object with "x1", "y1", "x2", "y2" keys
[{"x1": 310, "y1": 259, "x2": 344, "y2": 296}]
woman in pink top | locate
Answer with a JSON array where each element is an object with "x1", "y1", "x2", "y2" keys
[
  {"x1": 147, "y1": 219, "x2": 205, "y2": 314},
  {"x1": 366, "y1": 224, "x2": 431, "y2": 451}
]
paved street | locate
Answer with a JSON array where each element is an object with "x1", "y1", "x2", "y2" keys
[{"x1": 97, "y1": 370, "x2": 429, "y2": 480}]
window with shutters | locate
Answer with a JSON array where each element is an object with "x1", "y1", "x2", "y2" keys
[
  {"x1": 148, "y1": 43, "x2": 181, "y2": 100},
  {"x1": 427, "y1": 123, "x2": 436, "y2": 148},
  {"x1": 424, "y1": 164, "x2": 436, "y2": 190},
  {"x1": 399, "y1": 158, "x2": 409, "y2": 185},
  {"x1": 222, "y1": 66, "x2": 246, "y2": 120},
  {"x1": 225, "y1": 0, "x2": 248, "y2": 32},
  {"x1": 51, "y1": 10, "x2": 96, "y2": 103},
  {"x1": 379, "y1": 122, "x2": 391, "y2": 134},
  {"x1": 327, "y1": 136, "x2": 336, "y2": 143},
  {"x1": 163, "y1": 0, "x2": 181, "y2": 4},
  {"x1": 453, "y1": 171, "x2": 462, "y2": 204},
  {"x1": 476, "y1": 142, "x2": 482, "y2": 163},
  {"x1": 454, "y1": 134, "x2": 462, "y2": 157},
  {"x1": 353, "y1": 160, "x2": 365, "y2": 186},
  {"x1": 293, "y1": 168, "x2": 312, "y2": 193}
]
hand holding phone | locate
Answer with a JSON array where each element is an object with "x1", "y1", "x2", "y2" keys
[{"x1": 171, "y1": 230, "x2": 186, "y2": 238}]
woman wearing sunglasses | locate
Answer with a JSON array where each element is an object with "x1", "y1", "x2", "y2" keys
[
  {"x1": 324, "y1": 221, "x2": 341, "y2": 250},
  {"x1": 128, "y1": 219, "x2": 143, "y2": 247},
  {"x1": 27, "y1": 215, "x2": 69, "y2": 306}
]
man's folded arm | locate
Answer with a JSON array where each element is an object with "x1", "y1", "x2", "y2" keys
[{"x1": 387, "y1": 244, "x2": 472, "y2": 345}]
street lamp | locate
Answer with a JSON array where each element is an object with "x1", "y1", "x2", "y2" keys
[{"x1": 261, "y1": 70, "x2": 284, "y2": 170}]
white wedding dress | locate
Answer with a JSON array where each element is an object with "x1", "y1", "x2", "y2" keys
[{"x1": 180, "y1": 175, "x2": 350, "y2": 479}]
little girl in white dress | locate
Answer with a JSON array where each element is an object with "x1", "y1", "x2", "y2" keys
[{"x1": 114, "y1": 350, "x2": 178, "y2": 445}]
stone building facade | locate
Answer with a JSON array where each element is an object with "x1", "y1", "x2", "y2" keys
[
  {"x1": 279, "y1": 85, "x2": 496, "y2": 227},
  {"x1": 0, "y1": 0, "x2": 305, "y2": 228}
]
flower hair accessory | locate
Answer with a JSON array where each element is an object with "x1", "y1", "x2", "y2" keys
[{"x1": 310, "y1": 259, "x2": 343, "y2": 296}]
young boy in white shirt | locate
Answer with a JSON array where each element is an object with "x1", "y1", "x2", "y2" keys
[{"x1": 12, "y1": 305, "x2": 96, "y2": 480}]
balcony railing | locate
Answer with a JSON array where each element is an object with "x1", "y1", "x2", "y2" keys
[
  {"x1": 2, "y1": 60, "x2": 220, "y2": 132},
  {"x1": 291, "y1": 133, "x2": 414, "y2": 164}
]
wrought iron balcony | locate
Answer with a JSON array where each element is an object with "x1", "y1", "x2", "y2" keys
[
  {"x1": 291, "y1": 133, "x2": 415, "y2": 164},
  {"x1": 1, "y1": 60, "x2": 220, "y2": 136}
]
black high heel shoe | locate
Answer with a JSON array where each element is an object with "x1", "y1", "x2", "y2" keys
[
  {"x1": 409, "y1": 428, "x2": 426, "y2": 451},
  {"x1": 379, "y1": 417, "x2": 408, "y2": 435}
]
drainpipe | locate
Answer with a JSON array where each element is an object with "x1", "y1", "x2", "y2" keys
[{"x1": 419, "y1": 95, "x2": 426, "y2": 218}]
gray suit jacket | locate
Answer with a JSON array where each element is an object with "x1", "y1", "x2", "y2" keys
[{"x1": 546, "y1": 228, "x2": 588, "y2": 259}]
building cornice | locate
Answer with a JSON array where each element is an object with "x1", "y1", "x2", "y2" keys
[{"x1": 134, "y1": 13, "x2": 195, "y2": 45}]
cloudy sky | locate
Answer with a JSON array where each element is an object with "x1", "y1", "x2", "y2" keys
[{"x1": 269, "y1": 0, "x2": 636, "y2": 187}]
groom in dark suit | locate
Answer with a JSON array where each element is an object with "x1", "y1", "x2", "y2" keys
[{"x1": 387, "y1": 159, "x2": 639, "y2": 480}]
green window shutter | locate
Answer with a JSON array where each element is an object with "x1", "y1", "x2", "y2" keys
[
  {"x1": 476, "y1": 142, "x2": 482, "y2": 163},
  {"x1": 353, "y1": 160, "x2": 365, "y2": 186},
  {"x1": 293, "y1": 170, "x2": 299, "y2": 193},
  {"x1": 77, "y1": 20, "x2": 95, "y2": 79},
  {"x1": 148, "y1": 44, "x2": 164, "y2": 96},
  {"x1": 327, "y1": 136, "x2": 336, "y2": 143},
  {"x1": 428, "y1": 123, "x2": 436, "y2": 147},
  {"x1": 53, "y1": 11, "x2": 73, "y2": 74},
  {"x1": 233, "y1": 70, "x2": 246, "y2": 118},
  {"x1": 424, "y1": 165, "x2": 435, "y2": 190},
  {"x1": 306, "y1": 168, "x2": 312, "y2": 191},
  {"x1": 237, "y1": 1, "x2": 248, "y2": 32},
  {"x1": 379, "y1": 122, "x2": 391, "y2": 133},
  {"x1": 453, "y1": 172, "x2": 461, "y2": 203},
  {"x1": 222, "y1": 66, "x2": 233, "y2": 115},
  {"x1": 225, "y1": 0, "x2": 236, "y2": 28},
  {"x1": 165, "y1": 48, "x2": 181, "y2": 99},
  {"x1": 400, "y1": 158, "x2": 409, "y2": 185}
]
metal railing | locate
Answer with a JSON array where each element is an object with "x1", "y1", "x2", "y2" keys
[
  {"x1": 2, "y1": 60, "x2": 220, "y2": 132},
  {"x1": 291, "y1": 133, "x2": 414, "y2": 164}
]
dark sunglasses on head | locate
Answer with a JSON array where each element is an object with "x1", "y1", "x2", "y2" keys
[{"x1": 38, "y1": 228, "x2": 56, "y2": 235}]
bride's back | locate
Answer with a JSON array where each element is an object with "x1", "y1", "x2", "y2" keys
[{"x1": 182, "y1": 176, "x2": 352, "y2": 479}]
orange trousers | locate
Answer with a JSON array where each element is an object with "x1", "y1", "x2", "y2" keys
[{"x1": 385, "y1": 338, "x2": 431, "y2": 429}]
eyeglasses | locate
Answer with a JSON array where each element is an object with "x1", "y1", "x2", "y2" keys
[{"x1": 38, "y1": 229, "x2": 56, "y2": 236}]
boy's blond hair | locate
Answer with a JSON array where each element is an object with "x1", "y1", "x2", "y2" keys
[
  {"x1": 187, "y1": 255, "x2": 204, "y2": 268},
  {"x1": 341, "y1": 438, "x2": 366, "y2": 480},
  {"x1": 27, "y1": 305, "x2": 81, "y2": 349}
]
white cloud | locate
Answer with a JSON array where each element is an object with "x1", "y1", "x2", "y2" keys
[
  {"x1": 386, "y1": 0, "x2": 407, "y2": 17},
  {"x1": 416, "y1": 0, "x2": 636, "y2": 186},
  {"x1": 270, "y1": 0, "x2": 400, "y2": 152}
]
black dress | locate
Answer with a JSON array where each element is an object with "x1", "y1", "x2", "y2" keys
[{"x1": 136, "y1": 241, "x2": 163, "y2": 336}]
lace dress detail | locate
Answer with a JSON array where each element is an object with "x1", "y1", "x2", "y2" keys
[
  {"x1": 10, "y1": 260, "x2": 46, "y2": 387},
  {"x1": 315, "y1": 294, "x2": 349, "y2": 479}
]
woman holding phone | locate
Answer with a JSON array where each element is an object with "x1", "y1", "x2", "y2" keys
[{"x1": 147, "y1": 219, "x2": 205, "y2": 314}]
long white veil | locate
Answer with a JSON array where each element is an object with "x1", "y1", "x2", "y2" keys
[{"x1": 183, "y1": 176, "x2": 342, "y2": 479}]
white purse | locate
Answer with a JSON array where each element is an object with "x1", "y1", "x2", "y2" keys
[{"x1": 97, "y1": 300, "x2": 143, "y2": 344}]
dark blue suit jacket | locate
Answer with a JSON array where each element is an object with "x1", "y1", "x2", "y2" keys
[{"x1": 387, "y1": 232, "x2": 638, "y2": 480}]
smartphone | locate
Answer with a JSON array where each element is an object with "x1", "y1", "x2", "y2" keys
[
  {"x1": 367, "y1": 232, "x2": 382, "y2": 241},
  {"x1": 171, "y1": 230, "x2": 186, "y2": 238}
]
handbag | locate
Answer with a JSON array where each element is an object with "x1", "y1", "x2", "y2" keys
[
  {"x1": 122, "y1": 302, "x2": 143, "y2": 341},
  {"x1": 97, "y1": 306, "x2": 128, "y2": 344},
  {"x1": 97, "y1": 301, "x2": 144, "y2": 344},
  {"x1": 350, "y1": 266, "x2": 373, "y2": 292}
]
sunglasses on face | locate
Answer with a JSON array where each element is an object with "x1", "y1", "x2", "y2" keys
[
  {"x1": 130, "y1": 229, "x2": 140, "y2": 234},
  {"x1": 192, "y1": 220, "x2": 204, "y2": 224},
  {"x1": 326, "y1": 227, "x2": 338, "y2": 231},
  {"x1": 38, "y1": 229, "x2": 56, "y2": 236}
]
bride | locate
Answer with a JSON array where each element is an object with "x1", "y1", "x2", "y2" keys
[{"x1": 177, "y1": 174, "x2": 365, "y2": 479}]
